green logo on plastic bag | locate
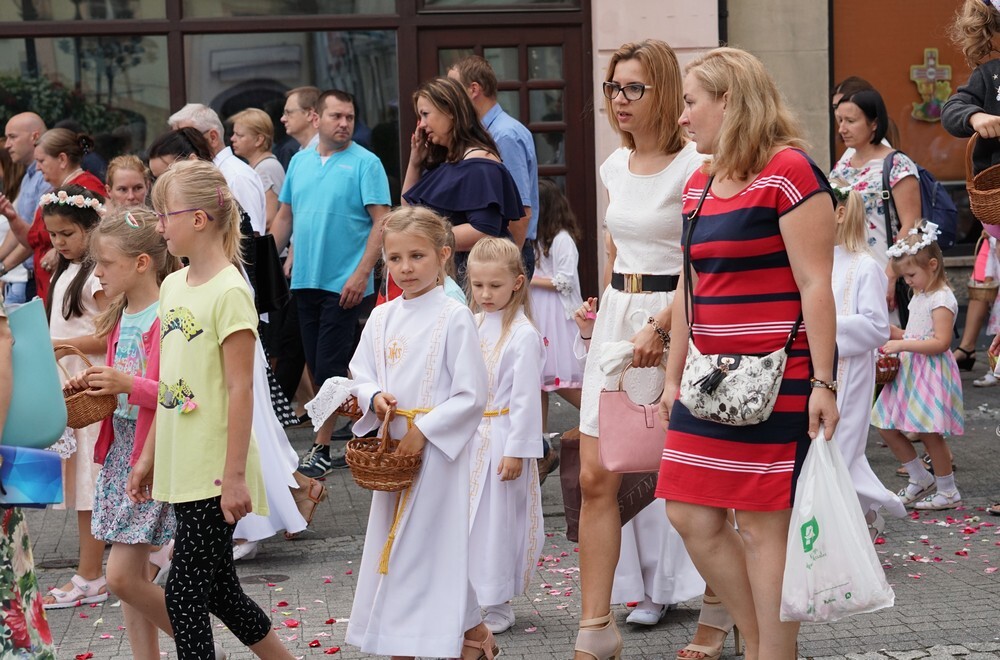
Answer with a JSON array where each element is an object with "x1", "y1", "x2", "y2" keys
[{"x1": 800, "y1": 516, "x2": 819, "y2": 552}]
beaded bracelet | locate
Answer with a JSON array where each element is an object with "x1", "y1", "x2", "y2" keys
[{"x1": 647, "y1": 317, "x2": 670, "y2": 346}]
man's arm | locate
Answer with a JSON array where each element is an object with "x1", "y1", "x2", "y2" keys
[
  {"x1": 340, "y1": 204, "x2": 389, "y2": 309},
  {"x1": 271, "y1": 203, "x2": 293, "y2": 253}
]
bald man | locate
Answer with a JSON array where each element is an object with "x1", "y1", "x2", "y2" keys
[{"x1": 0, "y1": 112, "x2": 50, "y2": 302}]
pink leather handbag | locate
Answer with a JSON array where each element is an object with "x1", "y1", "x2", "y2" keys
[{"x1": 597, "y1": 366, "x2": 666, "y2": 473}]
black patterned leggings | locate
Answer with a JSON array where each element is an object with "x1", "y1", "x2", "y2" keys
[{"x1": 165, "y1": 497, "x2": 271, "y2": 658}]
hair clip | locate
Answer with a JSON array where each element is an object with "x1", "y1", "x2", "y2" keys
[
  {"x1": 216, "y1": 186, "x2": 225, "y2": 208},
  {"x1": 124, "y1": 211, "x2": 141, "y2": 229}
]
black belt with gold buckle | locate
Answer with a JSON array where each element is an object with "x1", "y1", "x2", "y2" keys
[{"x1": 610, "y1": 272, "x2": 679, "y2": 294}]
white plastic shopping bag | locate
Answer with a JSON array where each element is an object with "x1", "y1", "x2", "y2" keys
[{"x1": 780, "y1": 428, "x2": 894, "y2": 622}]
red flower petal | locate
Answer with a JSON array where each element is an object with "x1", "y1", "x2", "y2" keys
[
  {"x1": 283, "y1": 618, "x2": 300, "y2": 628},
  {"x1": 277, "y1": 601, "x2": 289, "y2": 607},
  {"x1": 308, "y1": 639, "x2": 322, "y2": 648},
  {"x1": 325, "y1": 618, "x2": 337, "y2": 624},
  {"x1": 324, "y1": 647, "x2": 341, "y2": 655}
]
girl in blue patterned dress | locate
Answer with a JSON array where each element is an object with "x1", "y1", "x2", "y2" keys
[{"x1": 66, "y1": 208, "x2": 178, "y2": 659}]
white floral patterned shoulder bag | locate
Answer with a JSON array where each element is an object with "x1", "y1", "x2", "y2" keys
[{"x1": 678, "y1": 177, "x2": 803, "y2": 426}]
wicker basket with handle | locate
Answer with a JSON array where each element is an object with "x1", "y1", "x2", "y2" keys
[
  {"x1": 966, "y1": 134, "x2": 1000, "y2": 226},
  {"x1": 875, "y1": 352, "x2": 900, "y2": 386},
  {"x1": 55, "y1": 345, "x2": 117, "y2": 429},
  {"x1": 345, "y1": 399, "x2": 422, "y2": 493},
  {"x1": 968, "y1": 231, "x2": 1000, "y2": 304}
]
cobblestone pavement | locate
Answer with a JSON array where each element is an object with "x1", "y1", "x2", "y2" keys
[{"x1": 26, "y1": 364, "x2": 1000, "y2": 659}]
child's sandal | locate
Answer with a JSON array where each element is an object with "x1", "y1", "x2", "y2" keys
[{"x1": 43, "y1": 574, "x2": 108, "y2": 610}]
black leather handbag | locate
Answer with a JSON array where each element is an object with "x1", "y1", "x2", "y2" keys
[{"x1": 253, "y1": 233, "x2": 291, "y2": 314}]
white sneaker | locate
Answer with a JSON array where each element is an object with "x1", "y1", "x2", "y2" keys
[
  {"x1": 625, "y1": 603, "x2": 667, "y2": 626},
  {"x1": 974, "y1": 372, "x2": 998, "y2": 387},
  {"x1": 914, "y1": 489, "x2": 962, "y2": 510},
  {"x1": 482, "y1": 603, "x2": 515, "y2": 634},
  {"x1": 232, "y1": 540, "x2": 258, "y2": 561}
]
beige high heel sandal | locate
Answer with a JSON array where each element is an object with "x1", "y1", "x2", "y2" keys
[
  {"x1": 676, "y1": 595, "x2": 743, "y2": 660},
  {"x1": 462, "y1": 628, "x2": 500, "y2": 659},
  {"x1": 574, "y1": 612, "x2": 622, "y2": 660}
]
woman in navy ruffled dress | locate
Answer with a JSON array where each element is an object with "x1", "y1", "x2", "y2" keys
[{"x1": 402, "y1": 76, "x2": 523, "y2": 285}]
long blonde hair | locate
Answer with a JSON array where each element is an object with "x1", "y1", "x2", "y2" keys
[
  {"x1": 150, "y1": 159, "x2": 243, "y2": 264},
  {"x1": 466, "y1": 237, "x2": 533, "y2": 350},
  {"x1": 92, "y1": 208, "x2": 180, "y2": 338},
  {"x1": 830, "y1": 181, "x2": 870, "y2": 254},
  {"x1": 950, "y1": 0, "x2": 1000, "y2": 67},
  {"x1": 685, "y1": 47, "x2": 806, "y2": 180},
  {"x1": 382, "y1": 206, "x2": 452, "y2": 288}
]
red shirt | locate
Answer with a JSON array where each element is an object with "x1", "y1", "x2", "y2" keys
[{"x1": 29, "y1": 170, "x2": 105, "y2": 302}]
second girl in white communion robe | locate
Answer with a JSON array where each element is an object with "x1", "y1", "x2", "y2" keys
[
  {"x1": 469, "y1": 310, "x2": 546, "y2": 608},
  {"x1": 345, "y1": 287, "x2": 489, "y2": 658},
  {"x1": 833, "y1": 245, "x2": 906, "y2": 519}
]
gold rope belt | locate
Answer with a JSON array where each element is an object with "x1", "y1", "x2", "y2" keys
[
  {"x1": 483, "y1": 407, "x2": 510, "y2": 417},
  {"x1": 378, "y1": 406, "x2": 428, "y2": 575}
]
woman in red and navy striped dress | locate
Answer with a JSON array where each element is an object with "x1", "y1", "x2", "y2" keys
[{"x1": 657, "y1": 48, "x2": 840, "y2": 659}]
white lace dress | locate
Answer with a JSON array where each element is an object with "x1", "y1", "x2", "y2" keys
[
  {"x1": 579, "y1": 142, "x2": 701, "y2": 436},
  {"x1": 532, "y1": 230, "x2": 584, "y2": 390},
  {"x1": 584, "y1": 142, "x2": 704, "y2": 610}
]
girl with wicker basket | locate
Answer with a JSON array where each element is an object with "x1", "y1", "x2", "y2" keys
[
  {"x1": 343, "y1": 206, "x2": 497, "y2": 660},
  {"x1": 65, "y1": 207, "x2": 180, "y2": 658},
  {"x1": 465, "y1": 237, "x2": 545, "y2": 635},
  {"x1": 871, "y1": 223, "x2": 965, "y2": 511},
  {"x1": 127, "y1": 160, "x2": 294, "y2": 660},
  {"x1": 829, "y1": 184, "x2": 905, "y2": 541},
  {"x1": 40, "y1": 185, "x2": 111, "y2": 610}
]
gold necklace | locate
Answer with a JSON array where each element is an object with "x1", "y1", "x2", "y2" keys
[{"x1": 60, "y1": 168, "x2": 84, "y2": 186}]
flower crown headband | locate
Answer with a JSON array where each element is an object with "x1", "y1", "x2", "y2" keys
[
  {"x1": 830, "y1": 185, "x2": 852, "y2": 203},
  {"x1": 38, "y1": 190, "x2": 106, "y2": 216},
  {"x1": 886, "y1": 222, "x2": 939, "y2": 259}
]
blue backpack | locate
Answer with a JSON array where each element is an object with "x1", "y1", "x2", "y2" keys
[{"x1": 881, "y1": 151, "x2": 957, "y2": 250}]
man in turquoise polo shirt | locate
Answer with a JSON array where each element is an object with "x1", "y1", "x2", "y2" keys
[{"x1": 272, "y1": 89, "x2": 390, "y2": 477}]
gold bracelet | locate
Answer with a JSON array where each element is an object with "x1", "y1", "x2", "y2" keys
[{"x1": 647, "y1": 317, "x2": 670, "y2": 346}]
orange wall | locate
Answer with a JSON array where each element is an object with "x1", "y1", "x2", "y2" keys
[{"x1": 833, "y1": 0, "x2": 974, "y2": 182}]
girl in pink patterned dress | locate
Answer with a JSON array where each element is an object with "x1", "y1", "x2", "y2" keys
[{"x1": 871, "y1": 222, "x2": 964, "y2": 511}]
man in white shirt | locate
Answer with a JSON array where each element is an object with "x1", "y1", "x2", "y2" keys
[{"x1": 168, "y1": 103, "x2": 267, "y2": 235}]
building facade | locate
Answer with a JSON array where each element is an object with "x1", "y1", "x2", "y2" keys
[{"x1": 0, "y1": 0, "x2": 972, "y2": 293}]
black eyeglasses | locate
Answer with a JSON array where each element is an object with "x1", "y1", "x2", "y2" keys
[{"x1": 603, "y1": 82, "x2": 653, "y2": 101}]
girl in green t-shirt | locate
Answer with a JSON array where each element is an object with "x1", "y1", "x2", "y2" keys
[{"x1": 129, "y1": 160, "x2": 294, "y2": 660}]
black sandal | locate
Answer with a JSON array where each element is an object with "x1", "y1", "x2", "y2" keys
[{"x1": 954, "y1": 346, "x2": 976, "y2": 371}]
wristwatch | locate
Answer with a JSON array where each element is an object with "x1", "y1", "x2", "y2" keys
[{"x1": 809, "y1": 377, "x2": 838, "y2": 393}]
